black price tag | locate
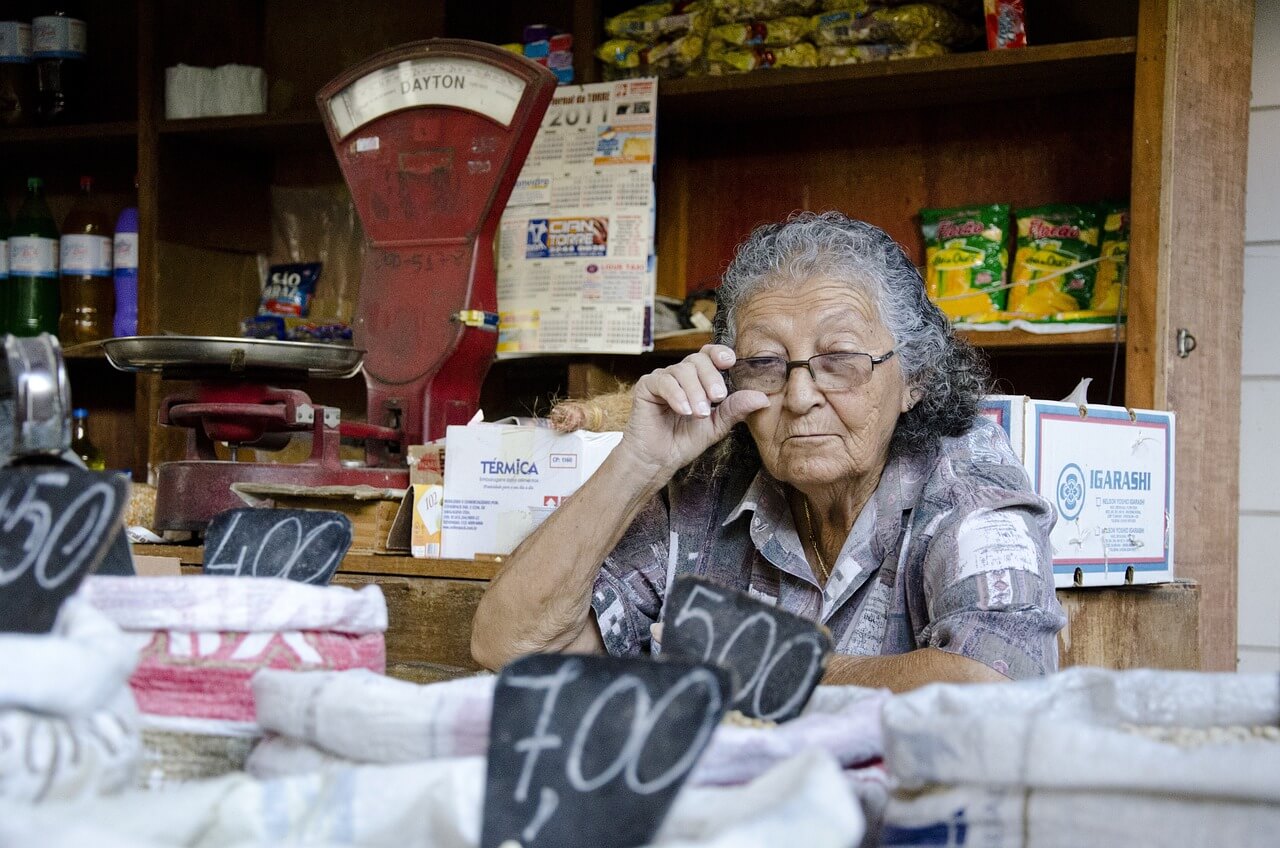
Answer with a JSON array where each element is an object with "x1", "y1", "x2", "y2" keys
[
  {"x1": 482, "y1": 654, "x2": 729, "y2": 848},
  {"x1": 95, "y1": 528, "x2": 137, "y2": 576},
  {"x1": 203, "y1": 508, "x2": 352, "y2": 585},
  {"x1": 0, "y1": 467, "x2": 129, "y2": 633},
  {"x1": 661, "y1": 575, "x2": 832, "y2": 723}
]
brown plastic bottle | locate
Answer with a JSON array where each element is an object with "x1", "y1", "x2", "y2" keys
[{"x1": 59, "y1": 175, "x2": 114, "y2": 343}]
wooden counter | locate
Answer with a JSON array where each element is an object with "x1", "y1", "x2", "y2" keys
[{"x1": 140, "y1": 545, "x2": 1200, "y2": 675}]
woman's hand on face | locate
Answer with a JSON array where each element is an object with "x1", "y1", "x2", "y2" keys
[{"x1": 621, "y1": 344, "x2": 770, "y2": 475}]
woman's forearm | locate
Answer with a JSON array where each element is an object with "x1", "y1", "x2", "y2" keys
[
  {"x1": 470, "y1": 444, "x2": 670, "y2": 670},
  {"x1": 822, "y1": 647, "x2": 1009, "y2": 693}
]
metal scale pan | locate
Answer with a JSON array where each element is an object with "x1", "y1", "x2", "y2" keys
[{"x1": 101, "y1": 336, "x2": 365, "y2": 379}]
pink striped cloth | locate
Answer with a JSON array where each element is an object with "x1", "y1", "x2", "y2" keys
[{"x1": 81, "y1": 576, "x2": 387, "y2": 729}]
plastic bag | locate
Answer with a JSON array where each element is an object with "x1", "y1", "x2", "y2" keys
[
  {"x1": 605, "y1": 1, "x2": 711, "y2": 42},
  {"x1": 921, "y1": 203, "x2": 1010, "y2": 321},
  {"x1": 813, "y1": 3, "x2": 981, "y2": 46},
  {"x1": 818, "y1": 41, "x2": 948, "y2": 64},
  {"x1": 709, "y1": 16, "x2": 814, "y2": 46},
  {"x1": 706, "y1": 40, "x2": 818, "y2": 73},
  {"x1": 1089, "y1": 201, "x2": 1128, "y2": 316},
  {"x1": 711, "y1": 0, "x2": 820, "y2": 25},
  {"x1": 1007, "y1": 204, "x2": 1101, "y2": 317}
]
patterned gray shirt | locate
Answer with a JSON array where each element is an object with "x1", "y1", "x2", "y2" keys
[{"x1": 590, "y1": 418, "x2": 1066, "y2": 679}]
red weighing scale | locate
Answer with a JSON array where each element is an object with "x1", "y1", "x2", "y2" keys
[{"x1": 104, "y1": 41, "x2": 556, "y2": 531}]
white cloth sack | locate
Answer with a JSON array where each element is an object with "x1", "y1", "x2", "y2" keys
[
  {"x1": 881, "y1": 667, "x2": 1280, "y2": 848},
  {"x1": 81, "y1": 575, "x2": 388, "y2": 634},
  {"x1": 250, "y1": 668, "x2": 887, "y2": 781},
  {"x1": 0, "y1": 597, "x2": 141, "y2": 802},
  {"x1": 0, "y1": 750, "x2": 863, "y2": 848}
]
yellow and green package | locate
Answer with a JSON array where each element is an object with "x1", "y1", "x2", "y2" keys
[
  {"x1": 814, "y1": 3, "x2": 980, "y2": 46},
  {"x1": 1008, "y1": 204, "x2": 1101, "y2": 317},
  {"x1": 706, "y1": 40, "x2": 817, "y2": 73},
  {"x1": 817, "y1": 41, "x2": 948, "y2": 65},
  {"x1": 820, "y1": 0, "x2": 873, "y2": 12},
  {"x1": 921, "y1": 204, "x2": 1010, "y2": 321},
  {"x1": 711, "y1": 0, "x2": 819, "y2": 25},
  {"x1": 605, "y1": 2, "x2": 711, "y2": 43},
  {"x1": 606, "y1": 3, "x2": 672, "y2": 40},
  {"x1": 1090, "y1": 201, "x2": 1129, "y2": 316},
  {"x1": 597, "y1": 38, "x2": 647, "y2": 70},
  {"x1": 709, "y1": 16, "x2": 814, "y2": 46}
]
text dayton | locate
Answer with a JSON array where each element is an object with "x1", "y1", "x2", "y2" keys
[{"x1": 401, "y1": 73, "x2": 465, "y2": 94}]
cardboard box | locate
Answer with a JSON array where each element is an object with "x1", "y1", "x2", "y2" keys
[
  {"x1": 408, "y1": 445, "x2": 444, "y2": 559},
  {"x1": 982, "y1": 395, "x2": 1175, "y2": 588},
  {"x1": 441, "y1": 424, "x2": 623, "y2": 560},
  {"x1": 230, "y1": 483, "x2": 405, "y2": 555}
]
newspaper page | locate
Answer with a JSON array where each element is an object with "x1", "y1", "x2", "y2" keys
[{"x1": 497, "y1": 78, "x2": 657, "y2": 355}]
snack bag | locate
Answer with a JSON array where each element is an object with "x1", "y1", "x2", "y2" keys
[
  {"x1": 817, "y1": 41, "x2": 948, "y2": 64},
  {"x1": 259, "y1": 262, "x2": 321, "y2": 318},
  {"x1": 1090, "y1": 201, "x2": 1129, "y2": 316},
  {"x1": 709, "y1": 16, "x2": 814, "y2": 46},
  {"x1": 606, "y1": 3, "x2": 674, "y2": 40},
  {"x1": 814, "y1": 3, "x2": 979, "y2": 46},
  {"x1": 921, "y1": 204, "x2": 1010, "y2": 321},
  {"x1": 1008, "y1": 204, "x2": 1101, "y2": 316},
  {"x1": 984, "y1": 0, "x2": 1027, "y2": 49},
  {"x1": 820, "y1": 0, "x2": 874, "y2": 11},
  {"x1": 605, "y1": 2, "x2": 711, "y2": 43},
  {"x1": 705, "y1": 40, "x2": 817, "y2": 73},
  {"x1": 711, "y1": 0, "x2": 820, "y2": 25}
]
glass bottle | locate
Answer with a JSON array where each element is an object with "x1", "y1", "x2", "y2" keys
[
  {"x1": 0, "y1": 20, "x2": 34, "y2": 126},
  {"x1": 71, "y1": 407, "x2": 105, "y2": 470},
  {"x1": 59, "y1": 175, "x2": 113, "y2": 343},
  {"x1": 32, "y1": 5, "x2": 86, "y2": 124},
  {"x1": 9, "y1": 177, "x2": 60, "y2": 337}
]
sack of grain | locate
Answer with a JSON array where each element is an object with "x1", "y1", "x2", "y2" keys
[{"x1": 881, "y1": 667, "x2": 1280, "y2": 847}]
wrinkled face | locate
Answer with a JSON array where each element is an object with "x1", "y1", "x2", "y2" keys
[{"x1": 734, "y1": 275, "x2": 912, "y2": 490}]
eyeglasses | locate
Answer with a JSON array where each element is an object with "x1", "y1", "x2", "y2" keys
[{"x1": 728, "y1": 350, "x2": 895, "y2": 395}]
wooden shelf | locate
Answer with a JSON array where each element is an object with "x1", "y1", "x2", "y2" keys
[
  {"x1": 652, "y1": 326, "x2": 1125, "y2": 355},
  {"x1": 134, "y1": 543, "x2": 500, "y2": 581},
  {"x1": 0, "y1": 120, "x2": 138, "y2": 154},
  {"x1": 660, "y1": 37, "x2": 1137, "y2": 120},
  {"x1": 158, "y1": 112, "x2": 328, "y2": 152},
  {"x1": 145, "y1": 39, "x2": 1136, "y2": 151}
]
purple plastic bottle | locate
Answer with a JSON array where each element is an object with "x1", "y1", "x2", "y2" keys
[{"x1": 112, "y1": 205, "x2": 137, "y2": 337}]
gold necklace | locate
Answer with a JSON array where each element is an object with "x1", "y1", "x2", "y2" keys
[{"x1": 802, "y1": 497, "x2": 831, "y2": 585}]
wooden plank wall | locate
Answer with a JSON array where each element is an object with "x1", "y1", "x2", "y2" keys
[{"x1": 1129, "y1": 0, "x2": 1254, "y2": 670}]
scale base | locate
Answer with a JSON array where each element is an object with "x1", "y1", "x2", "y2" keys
[{"x1": 155, "y1": 460, "x2": 409, "y2": 532}]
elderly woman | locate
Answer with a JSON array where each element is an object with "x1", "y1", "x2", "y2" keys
[{"x1": 472, "y1": 212, "x2": 1066, "y2": 690}]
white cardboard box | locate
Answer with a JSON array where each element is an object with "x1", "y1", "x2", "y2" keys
[
  {"x1": 982, "y1": 395, "x2": 1176, "y2": 588},
  {"x1": 441, "y1": 424, "x2": 623, "y2": 560}
]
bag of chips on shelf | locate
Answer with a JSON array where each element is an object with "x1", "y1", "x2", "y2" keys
[
  {"x1": 705, "y1": 40, "x2": 818, "y2": 73},
  {"x1": 817, "y1": 41, "x2": 948, "y2": 64},
  {"x1": 605, "y1": 1, "x2": 711, "y2": 43},
  {"x1": 814, "y1": 3, "x2": 981, "y2": 47},
  {"x1": 820, "y1": 0, "x2": 874, "y2": 12},
  {"x1": 709, "y1": 15, "x2": 814, "y2": 46},
  {"x1": 984, "y1": 0, "x2": 1028, "y2": 49},
  {"x1": 711, "y1": 0, "x2": 820, "y2": 25},
  {"x1": 1007, "y1": 204, "x2": 1101, "y2": 317},
  {"x1": 921, "y1": 203, "x2": 1011, "y2": 321},
  {"x1": 259, "y1": 262, "x2": 321, "y2": 318},
  {"x1": 1089, "y1": 201, "x2": 1129, "y2": 316},
  {"x1": 597, "y1": 33, "x2": 706, "y2": 77}
]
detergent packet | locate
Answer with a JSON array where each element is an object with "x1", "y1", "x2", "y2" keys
[
  {"x1": 921, "y1": 203, "x2": 1010, "y2": 321},
  {"x1": 259, "y1": 262, "x2": 321, "y2": 318},
  {"x1": 1007, "y1": 204, "x2": 1100, "y2": 317}
]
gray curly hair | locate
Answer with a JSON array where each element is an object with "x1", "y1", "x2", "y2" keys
[{"x1": 713, "y1": 211, "x2": 989, "y2": 456}]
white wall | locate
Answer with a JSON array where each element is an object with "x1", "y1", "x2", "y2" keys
[{"x1": 1239, "y1": 0, "x2": 1280, "y2": 672}]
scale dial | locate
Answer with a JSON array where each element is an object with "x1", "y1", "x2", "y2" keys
[{"x1": 326, "y1": 55, "x2": 528, "y2": 137}]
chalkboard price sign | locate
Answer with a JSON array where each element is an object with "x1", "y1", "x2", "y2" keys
[
  {"x1": 482, "y1": 654, "x2": 729, "y2": 848},
  {"x1": 203, "y1": 508, "x2": 352, "y2": 585},
  {"x1": 660, "y1": 575, "x2": 832, "y2": 723},
  {"x1": 0, "y1": 467, "x2": 130, "y2": 633}
]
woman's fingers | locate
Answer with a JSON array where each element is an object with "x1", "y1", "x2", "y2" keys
[
  {"x1": 688, "y1": 350, "x2": 728, "y2": 403},
  {"x1": 669, "y1": 361, "x2": 711, "y2": 417},
  {"x1": 700, "y1": 344, "x2": 736, "y2": 371},
  {"x1": 642, "y1": 371, "x2": 692, "y2": 415}
]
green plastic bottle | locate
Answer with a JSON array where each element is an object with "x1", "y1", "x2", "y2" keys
[{"x1": 8, "y1": 176, "x2": 60, "y2": 336}]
